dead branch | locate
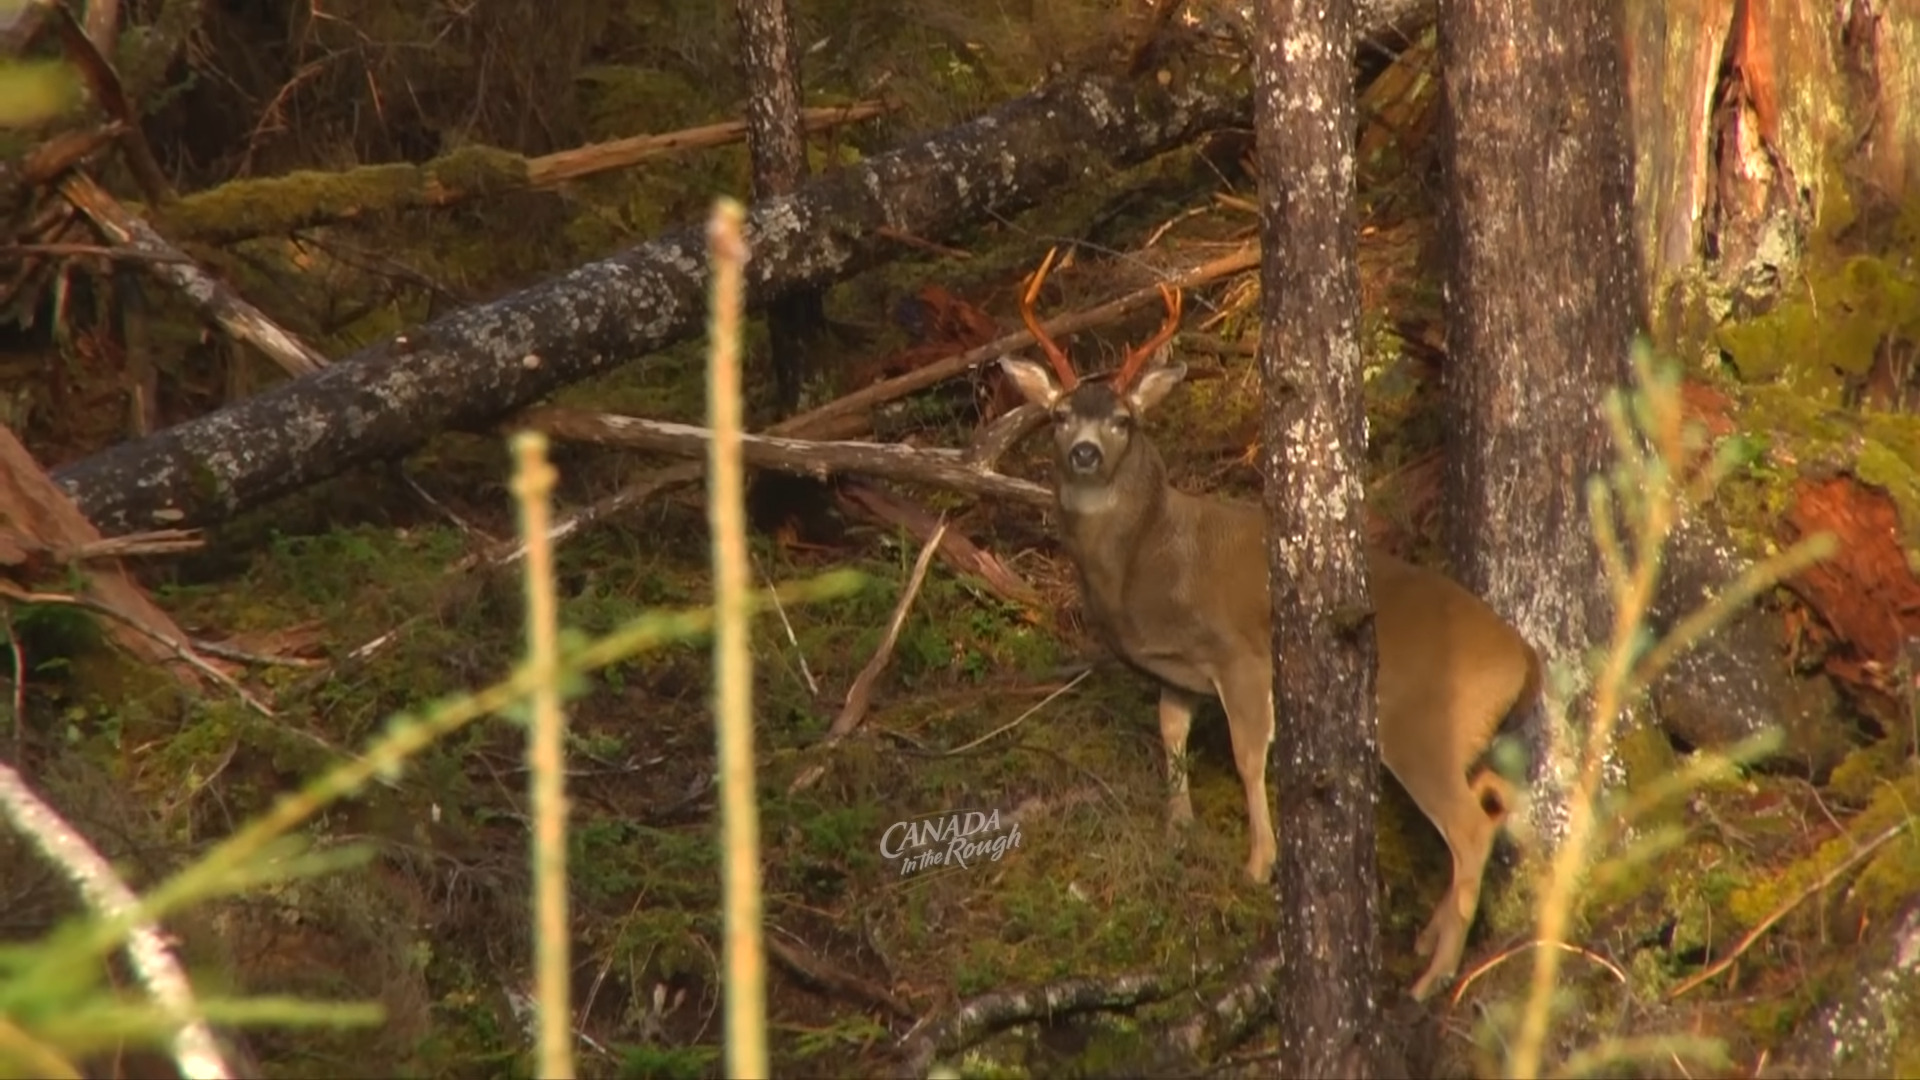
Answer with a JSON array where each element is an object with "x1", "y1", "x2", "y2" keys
[
  {"x1": 828, "y1": 520, "x2": 947, "y2": 740},
  {"x1": 765, "y1": 930, "x2": 916, "y2": 1021},
  {"x1": 59, "y1": 173, "x2": 329, "y2": 377},
  {"x1": 1160, "y1": 954, "x2": 1280, "y2": 1061},
  {"x1": 836, "y1": 482, "x2": 1039, "y2": 608},
  {"x1": 161, "y1": 102, "x2": 894, "y2": 246},
  {"x1": 0, "y1": 422, "x2": 206, "y2": 690},
  {"x1": 0, "y1": 122, "x2": 124, "y2": 207},
  {"x1": 522, "y1": 407, "x2": 1052, "y2": 508},
  {"x1": 44, "y1": 0, "x2": 172, "y2": 204},
  {"x1": 898, "y1": 972, "x2": 1172, "y2": 1076}
]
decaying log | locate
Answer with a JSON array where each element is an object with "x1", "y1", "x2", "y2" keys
[
  {"x1": 50, "y1": 0, "x2": 1434, "y2": 538},
  {"x1": 158, "y1": 103, "x2": 894, "y2": 246},
  {"x1": 523, "y1": 407, "x2": 1051, "y2": 508},
  {"x1": 59, "y1": 174, "x2": 328, "y2": 378}
]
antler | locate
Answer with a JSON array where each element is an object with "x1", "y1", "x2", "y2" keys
[
  {"x1": 1112, "y1": 283, "x2": 1184, "y2": 394},
  {"x1": 1019, "y1": 246, "x2": 1080, "y2": 391}
]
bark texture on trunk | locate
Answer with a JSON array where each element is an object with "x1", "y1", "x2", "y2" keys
[
  {"x1": 1437, "y1": 0, "x2": 1647, "y2": 836},
  {"x1": 737, "y1": 0, "x2": 823, "y2": 409},
  {"x1": 1252, "y1": 0, "x2": 1382, "y2": 1071}
]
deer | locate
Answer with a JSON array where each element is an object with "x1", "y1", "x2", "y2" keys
[{"x1": 997, "y1": 248, "x2": 1545, "y2": 1001}]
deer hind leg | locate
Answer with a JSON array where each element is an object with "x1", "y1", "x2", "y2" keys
[
  {"x1": 1158, "y1": 687, "x2": 1199, "y2": 835},
  {"x1": 1401, "y1": 767, "x2": 1503, "y2": 1002},
  {"x1": 1213, "y1": 664, "x2": 1277, "y2": 885}
]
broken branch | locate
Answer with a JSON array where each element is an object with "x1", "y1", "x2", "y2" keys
[
  {"x1": 522, "y1": 408, "x2": 1051, "y2": 508},
  {"x1": 59, "y1": 173, "x2": 329, "y2": 377}
]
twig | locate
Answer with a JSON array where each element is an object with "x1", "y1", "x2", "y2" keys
[
  {"x1": 764, "y1": 930, "x2": 916, "y2": 1020},
  {"x1": 943, "y1": 669, "x2": 1089, "y2": 755},
  {"x1": 826, "y1": 521, "x2": 948, "y2": 741},
  {"x1": 510, "y1": 432, "x2": 572, "y2": 1079},
  {"x1": 1449, "y1": 939, "x2": 1628, "y2": 1005},
  {"x1": 706, "y1": 198, "x2": 768, "y2": 1080},
  {"x1": 5, "y1": 607, "x2": 22, "y2": 754},
  {"x1": 755, "y1": 554, "x2": 818, "y2": 696},
  {"x1": 42, "y1": 0, "x2": 172, "y2": 205},
  {"x1": 1667, "y1": 819, "x2": 1912, "y2": 1000},
  {"x1": 0, "y1": 243, "x2": 191, "y2": 264},
  {"x1": 0, "y1": 583, "x2": 271, "y2": 715},
  {"x1": 0, "y1": 762, "x2": 231, "y2": 1079}
]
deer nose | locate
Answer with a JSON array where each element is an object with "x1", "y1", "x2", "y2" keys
[{"x1": 1068, "y1": 442, "x2": 1102, "y2": 472}]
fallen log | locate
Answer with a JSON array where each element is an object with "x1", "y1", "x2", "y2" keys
[{"x1": 51, "y1": 0, "x2": 1432, "y2": 537}]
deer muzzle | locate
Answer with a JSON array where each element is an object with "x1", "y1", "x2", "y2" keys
[{"x1": 1067, "y1": 441, "x2": 1103, "y2": 473}]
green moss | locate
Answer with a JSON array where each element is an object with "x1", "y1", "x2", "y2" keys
[
  {"x1": 1729, "y1": 773, "x2": 1920, "y2": 928},
  {"x1": 1716, "y1": 253, "x2": 1920, "y2": 398}
]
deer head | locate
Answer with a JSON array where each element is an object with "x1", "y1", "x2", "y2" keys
[{"x1": 996, "y1": 247, "x2": 1186, "y2": 499}]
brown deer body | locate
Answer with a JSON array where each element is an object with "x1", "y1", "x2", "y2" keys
[{"x1": 1001, "y1": 251, "x2": 1543, "y2": 1001}]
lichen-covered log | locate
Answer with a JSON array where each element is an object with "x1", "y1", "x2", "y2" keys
[
  {"x1": 49, "y1": 0, "x2": 1434, "y2": 538},
  {"x1": 50, "y1": 71, "x2": 1251, "y2": 535}
]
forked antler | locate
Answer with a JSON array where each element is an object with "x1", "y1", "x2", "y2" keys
[
  {"x1": 1019, "y1": 246, "x2": 1080, "y2": 391},
  {"x1": 1112, "y1": 283, "x2": 1183, "y2": 395},
  {"x1": 1017, "y1": 247, "x2": 1185, "y2": 395}
]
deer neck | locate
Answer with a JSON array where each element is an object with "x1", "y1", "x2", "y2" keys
[{"x1": 1055, "y1": 437, "x2": 1171, "y2": 603}]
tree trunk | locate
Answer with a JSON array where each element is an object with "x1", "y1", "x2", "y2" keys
[
  {"x1": 1252, "y1": 0, "x2": 1383, "y2": 1072},
  {"x1": 1436, "y1": 0, "x2": 1647, "y2": 836},
  {"x1": 737, "y1": 0, "x2": 825, "y2": 411}
]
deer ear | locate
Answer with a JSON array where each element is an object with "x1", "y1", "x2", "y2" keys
[
  {"x1": 998, "y1": 356, "x2": 1062, "y2": 408},
  {"x1": 1126, "y1": 362, "x2": 1187, "y2": 414}
]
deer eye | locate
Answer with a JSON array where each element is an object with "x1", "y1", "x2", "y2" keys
[
  {"x1": 1051, "y1": 409, "x2": 1072, "y2": 427},
  {"x1": 1109, "y1": 414, "x2": 1134, "y2": 431}
]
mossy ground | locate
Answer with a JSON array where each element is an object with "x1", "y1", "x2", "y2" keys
[{"x1": 8, "y1": 1, "x2": 1920, "y2": 1076}]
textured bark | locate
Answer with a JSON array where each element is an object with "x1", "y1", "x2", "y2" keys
[
  {"x1": 1437, "y1": 0, "x2": 1648, "y2": 834},
  {"x1": 1252, "y1": 0, "x2": 1382, "y2": 1072},
  {"x1": 50, "y1": 69, "x2": 1256, "y2": 535},
  {"x1": 737, "y1": 0, "x2": 823, "y2": 409}
]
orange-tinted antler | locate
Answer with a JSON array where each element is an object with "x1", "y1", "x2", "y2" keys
[
  {"x1": 1020, "y1": 247, "x2": 1080, "y2": 390},
  {"x1": 1112, "y1": 284, "x2": 1183, "y2": 394}
]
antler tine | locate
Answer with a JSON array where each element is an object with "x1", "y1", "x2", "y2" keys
[
  {"x1": 1019, "y1": 246, "x2": 1079, "y2": 390},
  {"x1": 1112, "y1": 283, "x2": 1184, "y2": 393}
]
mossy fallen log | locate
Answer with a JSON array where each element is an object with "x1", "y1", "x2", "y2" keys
[{"x1": 49, "y1": 0, "x2": 1432, "y2": 536}]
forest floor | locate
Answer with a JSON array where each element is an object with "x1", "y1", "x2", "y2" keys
[{"x1": 5, "y1": 2, "x2": 1920, "y2": 1078}]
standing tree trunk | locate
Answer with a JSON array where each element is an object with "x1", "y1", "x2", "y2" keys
[
  {"x1": 737, "y1": 0, "x2": 825, "y2": 412},
  {"x1": 1252, "y1": 0, "x2": 1382, "y2": 1073},
  {"x1": 1436, "y1": 0, "x2": 1648, "y2": 836}
]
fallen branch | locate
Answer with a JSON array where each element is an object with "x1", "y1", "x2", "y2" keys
[
  {"x1": 161, "y1": 102, "x2": 895, "y2": 246},
  {"x1": 523, "y1": 407, "x2": 1051, "y2": 508},
  {"x1": 49, "y1": 60, "x2": 1283, "y2": 533},
  {"x1": 898, "y1": 972, "x2": 1172, "y2": 1076},
  {"x1": 836, "y1": 482, "x2": 1040, "y2": 608},
  {"x1": 59, "y1": 174, "x2": 328, "y2": 377},
  {"x1": 1668, "y1": 818, "x2": 1912, "y2": 1000},
  {"x1": 829, "y1": 520, "x2": 947, "y2": 740},
  {"x1": 0, "y1": 422, "x2": 206, "y2": 689},
  {"x1": 765, "y1": 930, "x2": 916, "y2": 1021},
  {"x1": 1160, "y1": 955, "x2": 1279, "y2": 1061}
]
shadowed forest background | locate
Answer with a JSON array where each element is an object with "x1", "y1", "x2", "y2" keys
[{"x1": 3, "y1": 0, "x2": 1920, "y2": 1077}]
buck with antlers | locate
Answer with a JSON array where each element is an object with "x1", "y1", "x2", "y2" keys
[{"x1": 998, "y1": 249, "x2": 1545, "y2": 1001}]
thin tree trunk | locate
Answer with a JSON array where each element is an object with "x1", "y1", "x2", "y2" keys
[
  {"x1": 1436, "y1": 0, "x2": 1647, "y2": 836},
  {"x1": 737, "y1": 0, "x2": 825, "y2": 411},
  {"x1": 1252, "y1": 0, "x2": 1382, "y2": 1071}
]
